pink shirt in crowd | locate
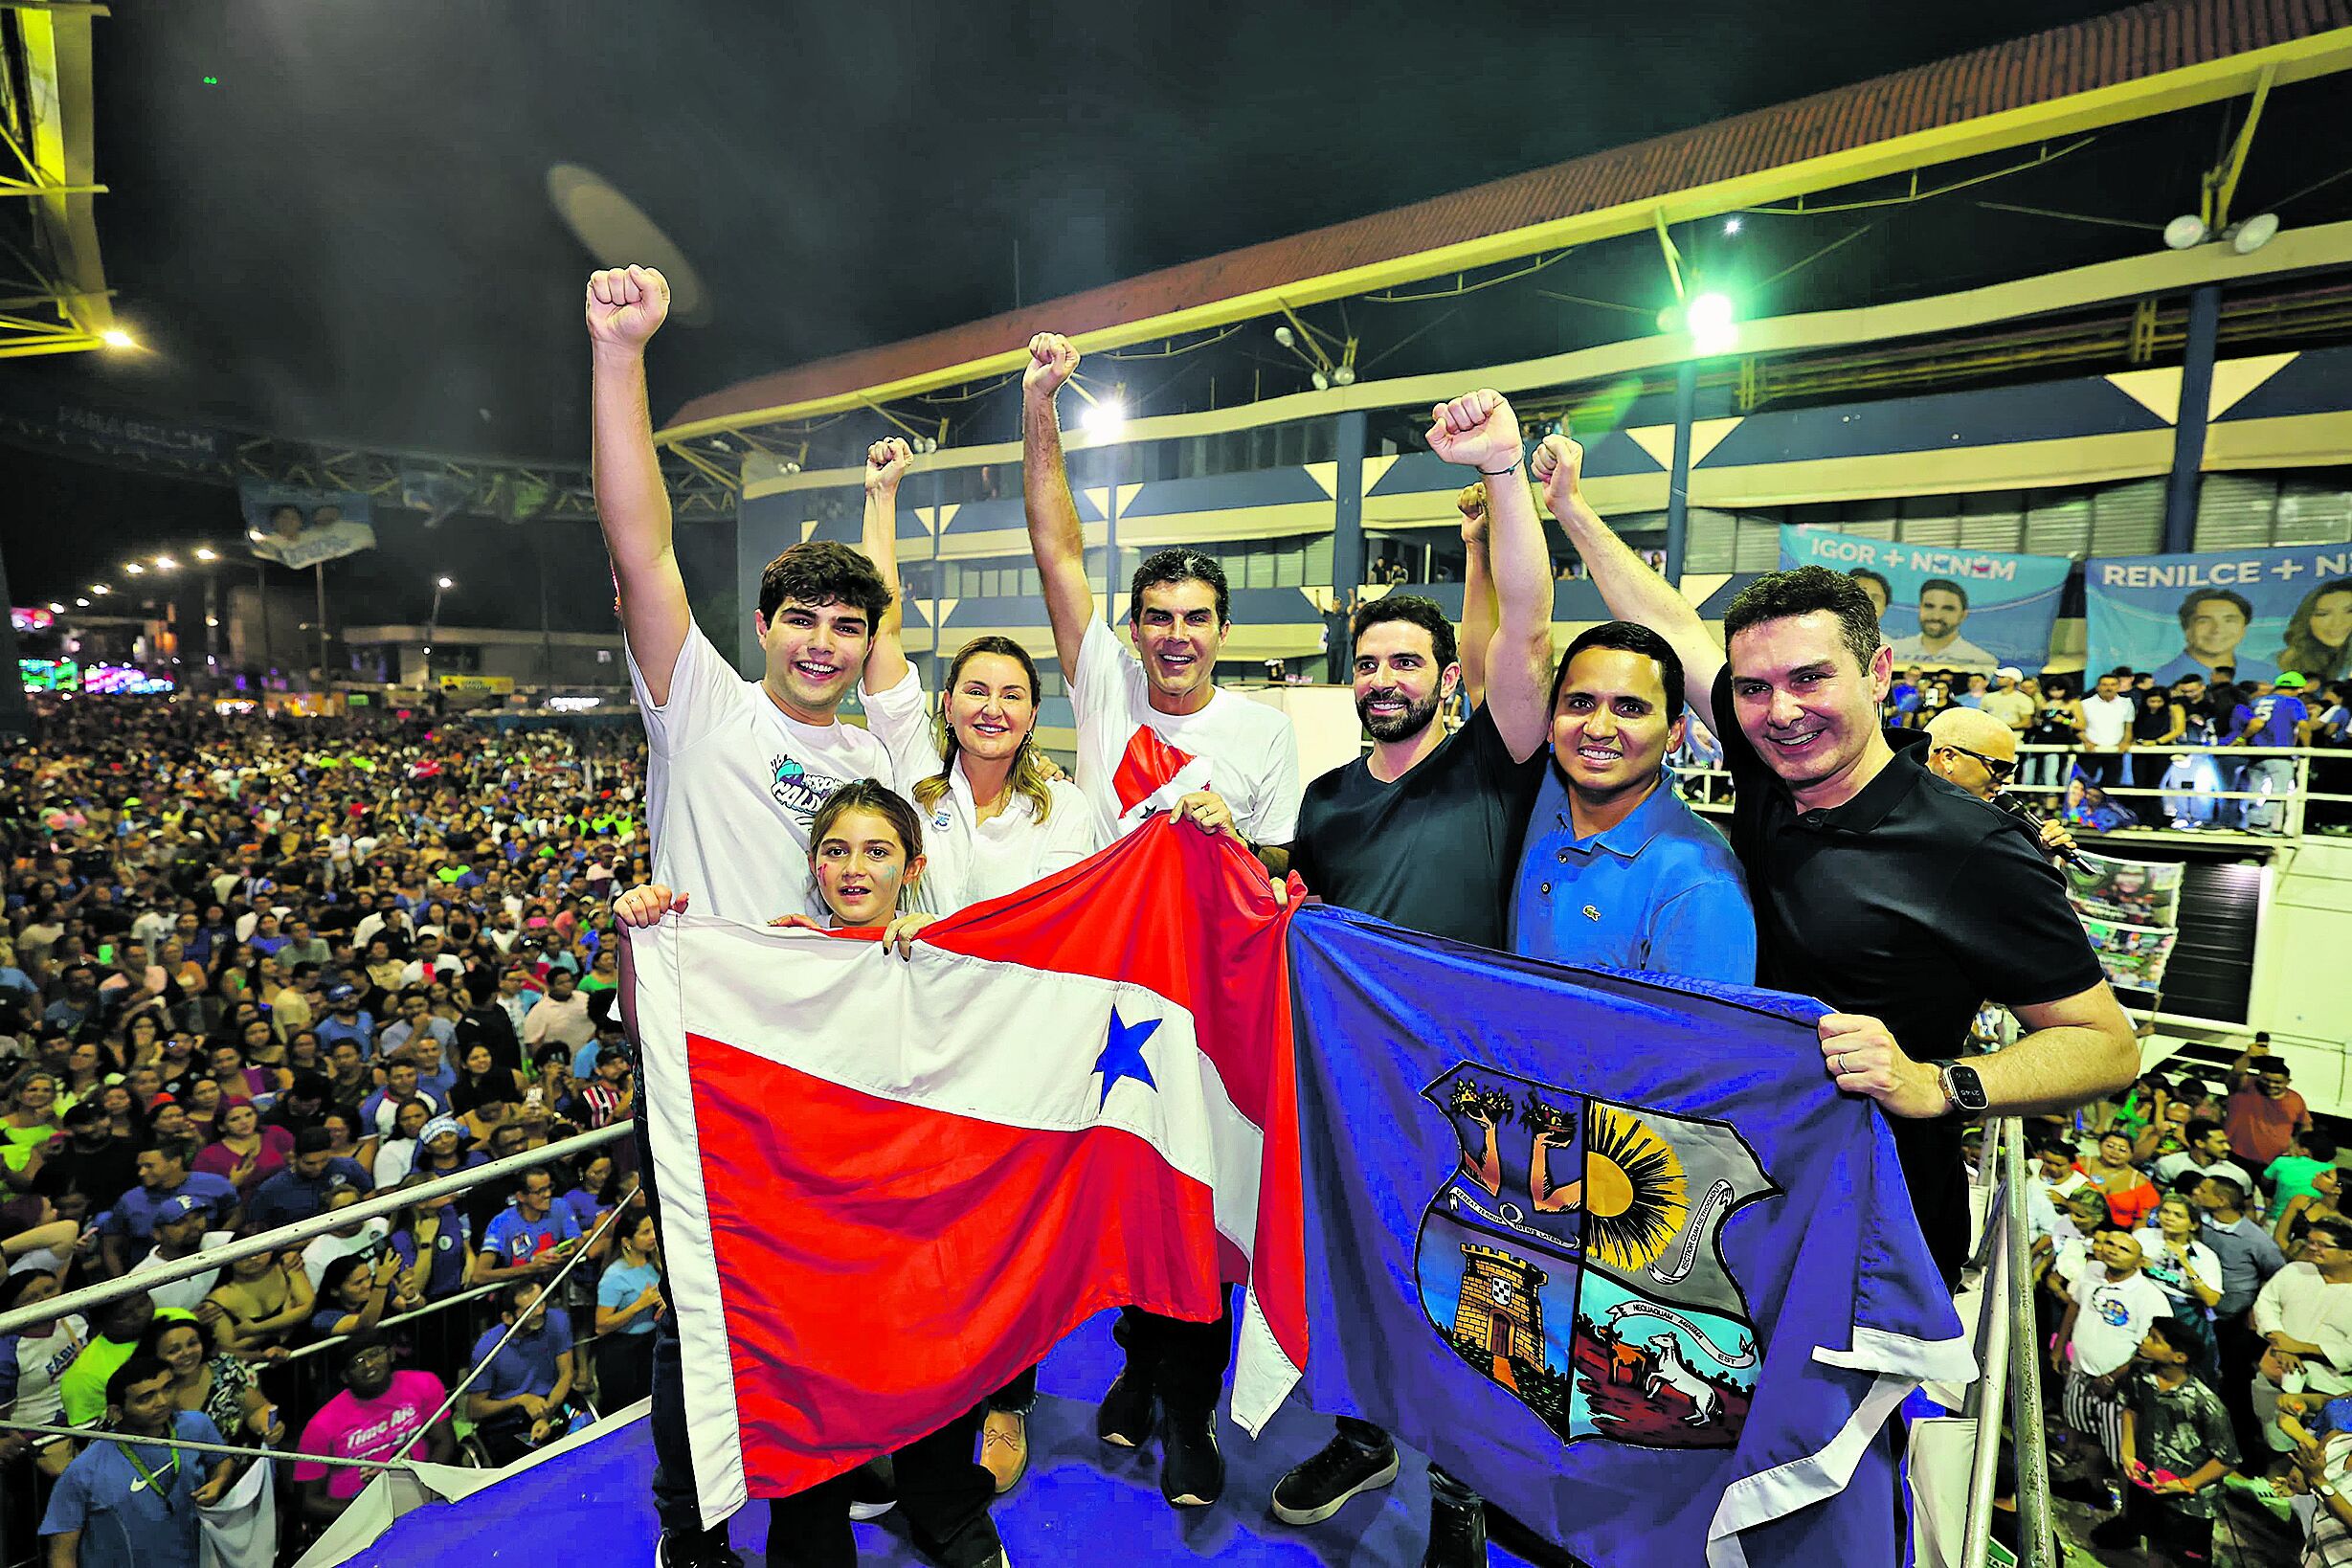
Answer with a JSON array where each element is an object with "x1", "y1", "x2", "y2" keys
[{"x1": 292, "y1": 1370, "x2": 448, "y2": 1499}]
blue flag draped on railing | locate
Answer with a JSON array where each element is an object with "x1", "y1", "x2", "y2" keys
[{"x1": 1260, "y1": 907, "x2": 1974, "y2": 1567}]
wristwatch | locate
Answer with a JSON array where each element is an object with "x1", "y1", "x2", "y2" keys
[{"x1": 1929, "y1": 1059, "x2": 1989, "y2": 1117}]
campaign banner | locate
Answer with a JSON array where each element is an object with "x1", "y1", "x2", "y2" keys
[
  {"x1": 2084, "y1": 545, "x2": 2352, "y2": 687},
  {"x1": 1780, "y1": 527, "x2": 2070, "y2": 672},
  {"x1": 239, "y1": 482, "x2": 377, "y2": 569},
  {"x1": 2065, "y1": 851, "x2": 2184, "y2": 929},
  {"x1": 2080, "y1": 915, "x2": 2177, "y2": 994}
]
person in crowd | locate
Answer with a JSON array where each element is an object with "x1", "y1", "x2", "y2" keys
[
  {"x1": 572, "y1": 1047, "x2": 635, "y2": 1131},
  {"x1": 2268, "y1": 1130, "x2": 2341, "y2": 1210},
  {"x1": 2050, "y1": 1227, "x2": 2170, "y2": 1506},
  {"x1": 201, "y1": 1246, "x2": 314, "y2": 1360},
  {"x1": 543, "y1": 297, "x2": 776, "y2": 1549},
  {"x1": 140, "y1": 1312, "x2": 279, "y2": 1450},
  {"x1": 1977, "y1": 664, "x2": 2035, "y2": 738},
  {"x1": 2087, "y1": 1315, "x2": 2239, "y2": 1560},
  {"x1": 96, "y1": 1143, "x2": 238, "y2": 1278},
  {"x1": 56, "y1": 1292, "x2": 177, "y2": 1429},
  {"x1": 39, "y1": 1354, "x2": 234, "y2": 1568},
  {"x1": 447, "y1": 1041, "x2": 526, "y2": 1122},
  {"x1": 389, "y1": 1178, "x2": 477, "y2": 1305},
  {"x1": 1531, "y1": 427, "x2": 2134, "y2": 1288},
  {"x1": 2251, "y1": 1217, "x2": 2352, "y2": 1449},
  {"x1": 522, "y1": 966, "x2": 596, "y2": 1059},
  {"x1": 2227, "y1": 1037, "x2": 2314, "y2": 1174},
  {"x1": 1021, "y1": 327, "x2": 1300, "y2": 1517},
  {"x1": 122, "y1": 1196, "x2": 233, "y2": 1314},
  {"x1": 2277, "y1": 1166, "x2": 2347, "y2": 1253},
  {"x1": 2128, "y1": 682, "x2": 2185, "y2": 797},
  {"x1": 319, "y1": 1108, "x2": 381, "y2": 1176},
  {"x1": 594, "y1": 1201, "x2": 664, "y2": 1413},
  {"x1": 309, "y1": 1248, "x2": 418, "y2": 1340},
  {"x1": 359, "y1": 1058, "x2": 442, "y2": 1138},
  {"x1": 190, "y1": 1098, "x2": 295, "y2": 1198},
  {"x1": 464, "y1": 1279, "x2": 581, "y2": 1466},
  {"x1": 2079, "y1": 1129, "x2": 2161, "y2": 1230},
  {"x1": 2076, "y1": 671, "x2": 2137, "y2": 793},
  {"x1": 1262, "y1": 390, "x2": 1557, "y2": 1565},
  {"x1": 2151, "y1": 1116, "x2": 2255, "y2": 1200},
  {"x1": 476, "y1": 1165, "x2": 582, "y2": 1283},
  {"x1": 2193, "y1": 1172, "x2": 2289, "y2": 1464},
  {"x1": 0, "y1": 1267, "x2": 89, "y2": 1479},
  {"x1": 241, "y1": 1126, "x2": 374, "y2": 1235},
  {"x1": 301, "y1": 1189, "x2": 392, "y2": 1290},
  {"x1": 371, "y1": 1096, "x2": 436, "y2": 1188},
  {"x1": 2134, "y1": 1193, "x2": 2223, "y2": 1379},
  {"x1": 2227, "y1": 671, "x2": 2316, "y2": 833},
  {"x1": 292, "y1": 1330, "x2": 453, "y2": 1527}
]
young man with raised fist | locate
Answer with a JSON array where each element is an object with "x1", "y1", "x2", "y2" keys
[
  {"x1": 1020, "y1": 330, "x2": 1303, "y2": 1512},
  {"x1": 591, "y1": 267, "x2": 994, "y2": 1568}
]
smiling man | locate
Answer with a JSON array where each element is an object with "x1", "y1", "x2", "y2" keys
[
  {"x1": 590, "y1": 263, "x2": 902, "y2": 1568},
  {"x1": 1509, "y1": 622, "x2": 1754, "y2": 981},
  {"x1": 1531, "y1": 432, "x2": 2136, "y2": 1286},
  {"x1": 1022, "y1": 329, "x2": 1303, "y2": 1512}
]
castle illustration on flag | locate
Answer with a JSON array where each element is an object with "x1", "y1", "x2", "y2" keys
[{"x1": 1413, "y1": 1061, "x2": 1779, "y2": 1450}]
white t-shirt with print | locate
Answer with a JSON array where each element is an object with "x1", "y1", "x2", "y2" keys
[
  {"x1": 859, "y1": 669, "x2": 1102, "y2": 915},
  {"x1": 628, "y1": 620, "x2": 896, "y2": 923},
  {"x1": 2067, "y1": 1261, "x2": 2171, "y2": 1378},
  {"x1": 1069, "y1": 616, "x2": 1302, "y2": 845}
]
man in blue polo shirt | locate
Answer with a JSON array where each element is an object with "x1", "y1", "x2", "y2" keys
[
  {"x1": 97, "y1": 1146, "x2": 240, "y2": 1278},
  {"x1": 41, "y1": 1354, "x2": 235, "y2": 1568},
  {"x1": 466, "y1": 1279, "x2": 578, "y2": 1464},
  {"x1": 243, "y1": 1127, "x2": 375, "y2": 1235},
  {"x1": 478, "y1": 1166, "x2": 582, "y2": 1283},
  {"x1": 1509, "y1": 621, "x2": 1756, "y2": 981},
  {"x1": 312, "y1": 984, "x2": 375, "y2": 1056}
]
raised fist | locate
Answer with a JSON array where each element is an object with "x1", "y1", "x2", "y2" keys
[
  {"x1": 1530, "y1": 433, "x2": 1590, "y2": 519},
  {"x1": 1455, "y1": 482, "x2": 1489, "y2": 547},
  {"x1": 1425, "y1": 390, "x2": 1522, "y2": 473},
  {"x1": 865, "y1": 437, "x2": 913, "y2": 497},
  {"x1": 1023, "y1": 333, "x2": 1079, "y2": 399},
  {"x1": 586, "y1": 266, "x2": 670, "y2": 351}
]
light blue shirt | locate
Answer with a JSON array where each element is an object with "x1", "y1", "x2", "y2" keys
[{"x1": 1508, "y1": 768, "x2": 1758, "y2": 985}]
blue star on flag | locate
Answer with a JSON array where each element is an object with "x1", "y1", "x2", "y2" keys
[{"x1": 1093, "y1": 1007, "x2": 1162, "y2": 1109}]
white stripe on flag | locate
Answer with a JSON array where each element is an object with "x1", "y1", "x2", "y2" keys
[{"x1": 632, "y1": 918, "x2": 750, "y2": 1531}]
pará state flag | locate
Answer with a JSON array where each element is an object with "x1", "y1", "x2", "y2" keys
[
  {"x1": 627, "y1": 819, "x2": 1308, "y2": 1526},
  {"x1": 1243, "y1": 907, "x2": 1973, "y2": 1568}
]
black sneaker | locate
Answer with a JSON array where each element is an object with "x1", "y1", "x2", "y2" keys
[
  {"x1": 2086, "y1": 1512, "x2": 2141, "y2": 1551},
  {"x1": 1097, "y1": 1369, "x2": 1156, "y2": 1448},
  {"x1": 655, "y1": 1528, "x2": 745, "y2": 1568},
  {"x1": 1270, "y1": 1432, "x2": 1401, "y2": 1525},
  {"x1": 847, "y1": 1454, "x2": 897, "y2": 1521},
  {"x1": 1159, "y1": 1412, "x2": 1225, "y2": 1508},
  {"x1": 1422, "y1": 1489, "x2": 1488, "y2": 1568}
]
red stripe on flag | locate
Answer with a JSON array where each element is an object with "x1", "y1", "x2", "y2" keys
[
  {"x1": 1111, "y1": 726, "x2": 1196, "y2": 817},
  {"x1": 686, "y1": 1031, "x2": 1231, "y2": 1498}
]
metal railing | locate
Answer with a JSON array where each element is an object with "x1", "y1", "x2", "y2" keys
[{"x1": 1956, "y1": 1116, "x2": 2051, "y2": 1568}]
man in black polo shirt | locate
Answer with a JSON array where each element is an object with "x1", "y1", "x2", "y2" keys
[
  {"x1": 1531, "y1": 431, "x2": 2135, "y2": 1285},
  {"x1": 1276, "y1": 388, "x2": 1554, "y2": 1568}
]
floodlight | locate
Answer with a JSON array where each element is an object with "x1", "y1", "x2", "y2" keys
[
  {"x1": 193, "y1": 547, "x2": 218, "y2": 561},
  {"x1": 1687, "y1": 291, "x2": 1738, "y2": 354},
  {"x1": 437, "y1": 576, "x2": 455, "y2": 590},
  {"x1": 101, "y1": 328, "x2": 135, "y2": 349},
  {"x1": 75, "y1": 597, "x2": 89, "y2": 608},
  {"x1": 1311, "y1": 370, "x2": 1330, "y2": 392},
  {"x1": 1332, "y1": 365, "x2": 1356, "y2": 387},
  {"x1": 154, "y1": 555, "x2": 178, "y2": 571},
  {"x1": 123, "y1": 562, "x2": 145, "y2": 575},
  {"x1": 1723, "y1": 217, "x2": 1742, "y2": 236},
  {"x1": 2229, "y1": 213, "x2": 2279, "y2": 255},
  {"x1": 1273, "y1": 325, "x2": 1295, "y2": 348},
  {"x1": 1080, "y1": 396, "x2": 1128, "y2": 437},
  {"x1": 2163, "y1": 214, "x2": 2208, "y2": 251}
]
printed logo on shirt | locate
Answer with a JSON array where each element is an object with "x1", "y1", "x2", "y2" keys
[
  {"x1": 768, "y1": 756, "x2": 849, "y2": 825},
  {"x1": 2095, "y1": 1291, "x2": 2132, "y2": 1328}
]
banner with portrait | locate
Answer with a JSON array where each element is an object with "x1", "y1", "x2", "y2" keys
[
  {"x1": 2065, "y1": 851, "x2": 2184, "y2": 929},
  {"x1": 1779, "y1": 527, "x2": 2070, "y2": 672},
  {"x1": 239, "y1": 481, "x2": 377, "y2": 569},
  {"x1": 2083, "y1": 545, "x2": 2352, "y2": 688},
  {"x1": 2078, "y1": 915, "x2": 2178, "y2": 994}
]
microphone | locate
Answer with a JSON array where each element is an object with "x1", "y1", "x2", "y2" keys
[{"x1": 1993, "y1": 789, "x2": 2095, "y2": 874}]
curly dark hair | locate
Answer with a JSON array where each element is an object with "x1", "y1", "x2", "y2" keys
[
  {"x1": 1128, "y1": 549, "x2": 1229, "y2": 629},
  {"x1": 757, "y1": 541, "x2": 891, "y2": 626},
  {"x1": 1722, "y1": 565, "x2": 1881, "y2": 673}
]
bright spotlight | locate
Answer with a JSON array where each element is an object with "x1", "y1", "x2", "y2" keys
[
  {"x1": 193, "y1": 547, "x2": 218, "y2": 562},
  {"x1": 75, "y1": 597, "x2": 89, "y2": 608},
  {"x1": 247, "y1": 528, "x2": 266, "y2": 542},
  {"x1": 90, "y1": 584, "x2": 108, "y2": 595},
  {"x1": 1273, "y1": 325, "x2": 1295, "y2": 348},
  {"x1": 1311, "y1": 370, "x2": 1330, "y2": 392},
  {"x1": 2163, "y1": 214, "x2": 2208, "y2": 251},
  {"x1": 123, "y1": 562, "x2": 145, "y2": 575},
  {"x1": 1080, "y1": 396, "x2": 1127, "y2": 437},
  {"x1": 1332, "y1": 365, "x2": 1355, "y2": 387},
  {"x1": 1723, "y1": 217, "x2": 1743, "y2": 235},
  {"x1": 47, "y1": 602, "x2": 64, "y2": 613},
  {"x1": 153, "y1": 555, "x2": 179, "y2": 571},
  {"x1": 2229, "y1": 213, "x2": 2279, "y2": 255},
  {"x1": 1687, "y1": 291, "x2": 1738, "y2": 353},
  {"x1": 437, "y1": 576, "x2": 455, "y2": 590},
  {"x1": 101, "y1": 328, "x2": 135, "y2": 349}
]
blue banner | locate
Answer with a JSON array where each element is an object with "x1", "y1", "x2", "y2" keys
[
  {"x1": 1286, "y1": 907, "x2": 1970, "y2": 1567},
  {"x1": 1780, "y1": 527, "x2": 2070, "y2": 672},
  {"x1": 237, "y1": 482, "x2": 377, "y2": 570},
  {"x1": 2084, "y1": 545, "x2": 2352, "y2": 686}
]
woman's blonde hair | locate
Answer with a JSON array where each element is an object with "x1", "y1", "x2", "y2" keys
[{"x1": 912, "y1": 637, "x2": 1056, "y2": 825}]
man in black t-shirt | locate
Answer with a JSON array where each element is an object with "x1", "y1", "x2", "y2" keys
[
  {"x1": 1276, "y1": 389, "x2": 1554, "y2": 1568},
  {"x1": 1530, "y1": 431, "x2": 2135, "y2": 1287}
]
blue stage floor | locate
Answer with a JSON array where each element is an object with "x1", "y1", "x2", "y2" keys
[{"x1": 341, "y1": 1310, "x2": 1567, "y2": 1567}]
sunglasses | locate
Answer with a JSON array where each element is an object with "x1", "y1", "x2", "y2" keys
[{"x1": 1938, "y1": 743, "x2": 2016, "y2": 784}]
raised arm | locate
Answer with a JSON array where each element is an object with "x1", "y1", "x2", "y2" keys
[
  {"x1": 1020, "y1": 333, "x2": 1097, "y2": 683},
  {"x1": 587, "y1": 266, "x2": 689, "y2": 706},
  {"x1": 1455, "y1": 483, "x2": 1494, "y2": 710},
  {"x1": 1427, "y1": 392, "x2": 1553, "y2": 763},
  {"x1": 1532, "y1": 433, "x2": 1725, "y2": 737},
  {"x1": 859, "y1": 437, "x2": 915, "y2": 692}
]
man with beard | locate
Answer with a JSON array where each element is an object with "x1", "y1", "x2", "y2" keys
[
  {"x1": 293, "y1": 1331, "x2": 454, "y2": 1527},
  {"x1": 1889, "y1": 577, "x2": 1997, "y2": 670},
  {"x1": 1531, "y1": 430, "x2": 2136, "y2": 1287},
  {"x1": 1267, "y1": 388, "x2": 1556, "y2": 1568}
]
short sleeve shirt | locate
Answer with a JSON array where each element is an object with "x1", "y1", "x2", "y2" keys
[
  {"x1": 1070, "y1": 617, "x2": 1301, "y2": 846},
  {"x1": 860, "y1": 668, "x2": 1105, "y2": 914},
  {"x1": 629, "y1": 618, "x2": 896, "y2": 923},
  {"x1": 470, "y1": 1309, "x2": 571, "y2": 1402},
  {"x1": 39, "y1": 1411, "x2": 222, "y2": 1568},
  {"x1": 597, "y1": 1260, "x2": 662, "y2": 1337},
  {"x1": 292, "y1": 1371, "x2": 448, "y2": 1501},
  {"x1": 481, "y1": 1204, "x2": 582, "y2": 1267},
  {"x1": 1289, "y1": 704, "x2": 1544, "y2": 952},
  {"x1": 1711, "y1": 668, "x2": 2104, "y2": 1283},
  {"x1": 2068, "y1": 1262, "x2": 2171, "y2": 1378},
  {"x1": 2121, "y1": 1371, "x2": 2238, "y2": 1517}
]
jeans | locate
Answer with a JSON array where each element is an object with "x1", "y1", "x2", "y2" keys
[{"x1": 2240, "y1": 757, "x2": 2296, "y2": 831}]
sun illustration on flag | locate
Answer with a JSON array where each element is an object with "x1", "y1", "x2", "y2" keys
[{"x1": 1579, "y1": 1105, "x2": 1689, "y2": 1274}]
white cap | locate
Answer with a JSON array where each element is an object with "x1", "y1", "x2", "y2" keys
[{"x1": 1996, "y1": 665, "x2": 2023, "y2": 680}]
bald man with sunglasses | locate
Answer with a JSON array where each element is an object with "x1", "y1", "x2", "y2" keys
[{"x1": 1924, "y1": 706, "x2": 2074, "y2": 857}]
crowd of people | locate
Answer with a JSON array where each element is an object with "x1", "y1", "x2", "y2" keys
[
  {"x1": 2028, "y1": 1033, "x2": 2352, "y2": 1566},
  {"x1": 1872, "y1": 661, "x2": 2352, "y2": 836},
  {"x1": 0, "y1": 706, "x2": 673, "y2": 1564}
]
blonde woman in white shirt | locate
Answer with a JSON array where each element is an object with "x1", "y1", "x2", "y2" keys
[
  {"x1": 857, "y1": 437, "x2": 1101, "y2": 917},
  {"x1": 856, "y1": 437, "x2": 1102, "y2": 1490}
]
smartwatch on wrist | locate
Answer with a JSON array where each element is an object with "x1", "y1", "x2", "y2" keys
[{"x1": 1929, "y1": 1059, "x2": 1989, "y2": 1117}]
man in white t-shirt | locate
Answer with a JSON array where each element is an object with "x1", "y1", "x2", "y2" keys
[
  {"x1": 1021, "y1": 329, "x2": 1304, "y2": 1513},
  {"x1": 2078, "y1": 671, "x2": 2137, "y2": 792},
  {"x1": 592, "y1": 264, "x2": 968, "y2": 1568}
]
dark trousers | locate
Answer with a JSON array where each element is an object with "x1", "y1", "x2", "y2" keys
[
  {"x1": 765, "y1": 1404, "x2": 997, "y2": 1568},
  {"x1": 633, "y1": 1098, "x2": 706, "y2": 1538},
  {"x1": 2215, "y1": 1315, "x2": 2270, "y2": 1470},
  {"x1": 1115, "y1": 1288, "x2": 1233, "y2": 1421},
  {"x1": 597, "y1": 1330, "x2": 656, "y2": 1415},
  {"x1": 987, "y1": 1363, "x2": 1038, "y2": 1415}
]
